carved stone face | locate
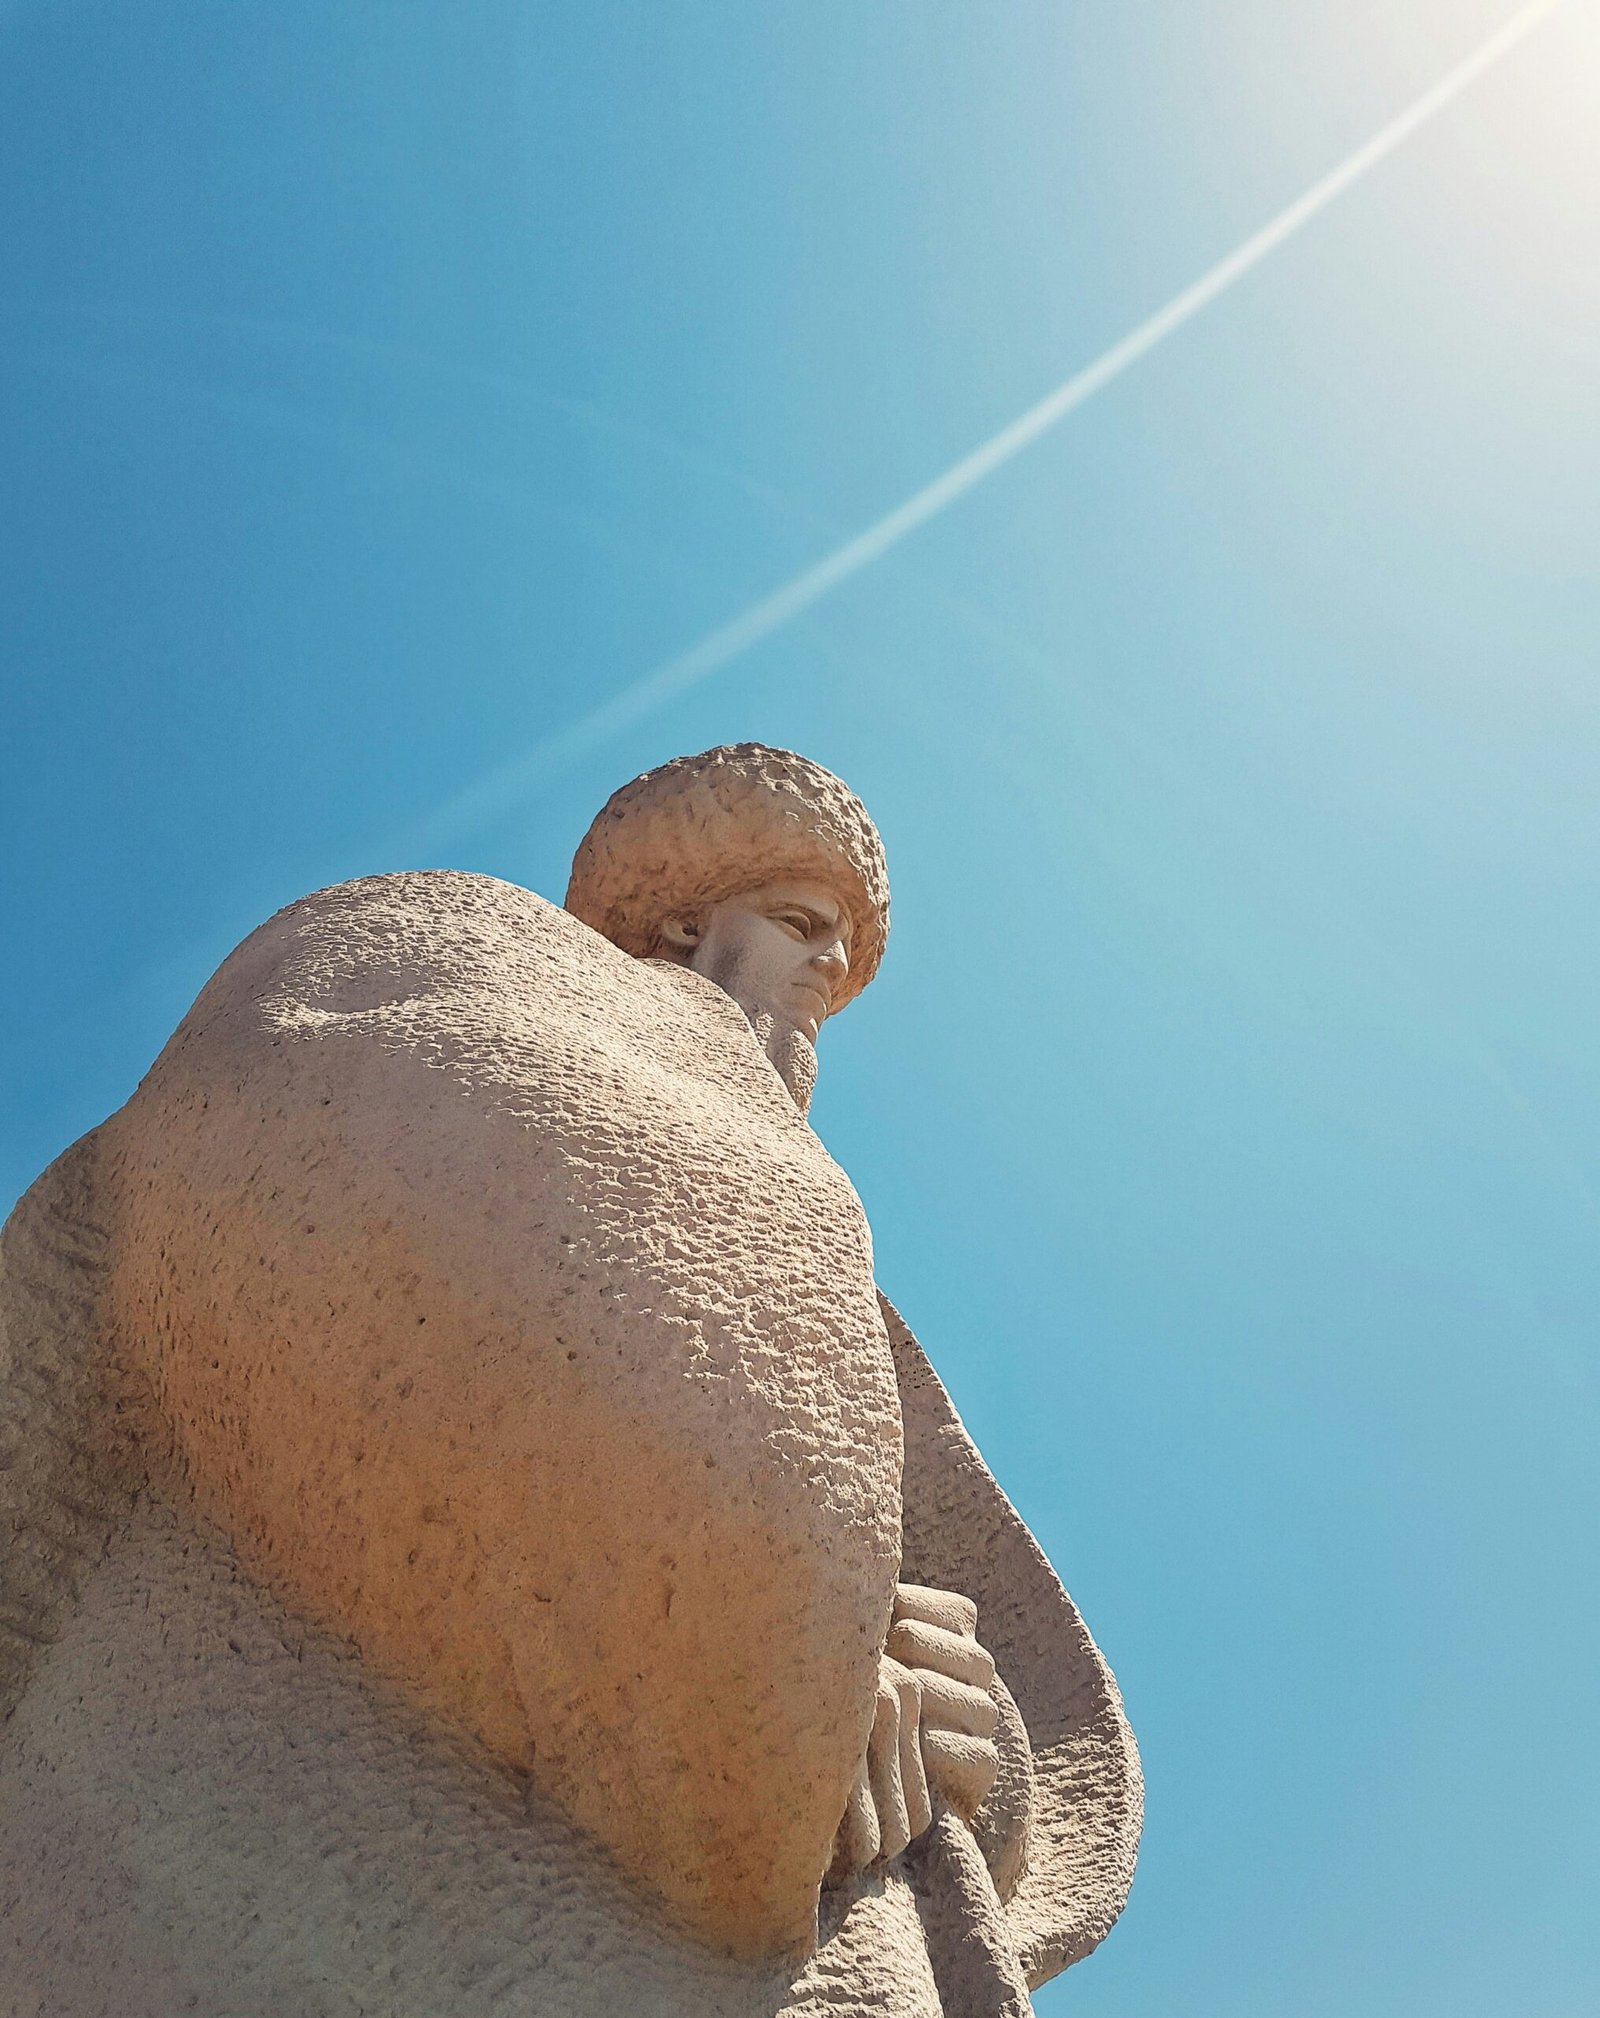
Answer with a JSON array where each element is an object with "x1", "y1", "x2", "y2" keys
[{"x1": 662, "y1": 881, "x2": 853, "y2": 1046}]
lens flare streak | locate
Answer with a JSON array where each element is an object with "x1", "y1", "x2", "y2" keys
[{"x1": 405, "y1": 0, "x2": 1568, "y2": 855}]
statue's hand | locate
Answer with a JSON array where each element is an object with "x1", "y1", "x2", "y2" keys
[
  {"x1": 888, "y1": 1583, "x2": 1000, "y2": 1821},
  {"x1": 829, "y1": 1583, "x2": 1000, "y2": 1878}
]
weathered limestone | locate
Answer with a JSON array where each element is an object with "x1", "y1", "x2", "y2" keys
[
  {"x1": 106, "y1": 871, "x2": 902, "y2": 1954},
  {"x1": 0, "y1": 747, "x2": 1140, "y2": 2015}
]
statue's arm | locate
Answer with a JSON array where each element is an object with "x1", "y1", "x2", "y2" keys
[{"x1": 876, "y1": 1292, "x2": 1143, "y2": 1992}]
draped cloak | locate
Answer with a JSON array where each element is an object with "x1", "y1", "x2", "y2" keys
[{"x1": 0, "y1": 872, "x2": 1139, "y2": 2016}]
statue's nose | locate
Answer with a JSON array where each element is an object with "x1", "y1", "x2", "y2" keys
[{"x1": 812, "y1": 941, "x2": 849, "y2": 987}]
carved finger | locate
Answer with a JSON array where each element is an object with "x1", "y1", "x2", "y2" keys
[
  {"x1": 866, "y1": 1669, "x2": 912, "y2": 1860},
  {"x1": 885, "y1": 1617, "x2": 996, "y2": 1691},
  {"x1": 892, "y1": 1583, "x2": 979, "y2": 1638},
  {"x1": 921, "y1": 1727, "x2": 1000, "y2": 1823},
  {"x1": 829, "y1": 1750, "x2": 880, "y2": 1879},
  {"x1": 914, "y1": 1666, "x2": 999, "y2": 1741},
  {"x1": 891, "y1": 1661, "x2": 933, "y2": 1842}
]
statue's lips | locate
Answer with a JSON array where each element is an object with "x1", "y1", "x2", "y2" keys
[{"x1": 108, "y1": 872, "x2": 904, "y2": 1958}]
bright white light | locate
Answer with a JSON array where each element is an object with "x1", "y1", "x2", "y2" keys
[{"x1": 400, "y1": 0, "x2": 1569, "y2": 858}]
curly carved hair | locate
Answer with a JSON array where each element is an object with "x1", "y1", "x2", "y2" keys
[{"x1": 565, "y1": 745, "x2": 889, "y2": 1009}]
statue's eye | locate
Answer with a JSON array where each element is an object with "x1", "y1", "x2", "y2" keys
[{"x1": 774, "y1": 911, "x2": 811, "y2": 939}]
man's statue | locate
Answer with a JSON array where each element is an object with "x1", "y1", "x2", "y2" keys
[{"x1": 0, "y1": 745, "x2": 1139, "y2": 2016}]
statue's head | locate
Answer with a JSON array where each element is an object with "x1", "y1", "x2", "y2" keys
[{"x1": 566, "y1": 746, "x2": 889, "y2": 1110}]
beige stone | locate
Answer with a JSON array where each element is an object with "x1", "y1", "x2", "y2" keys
[
  {"x1": 566, "y1": 743, "x2": 889, "y2": 1009},
  {"x1": 0, "y1": 747, "x2": 1140, "y2": 2014},
  {"x1": 103, "y1": 873, "x2": 902, "y2": 1956}
]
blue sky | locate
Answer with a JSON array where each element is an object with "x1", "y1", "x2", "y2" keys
[{"x1": 3, "y1": 4, "x2": 1598, "y2": 2011}]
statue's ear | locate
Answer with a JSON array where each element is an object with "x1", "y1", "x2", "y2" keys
[{"x1": 659, "y1": 916, "x2": 701, "y2": 951}]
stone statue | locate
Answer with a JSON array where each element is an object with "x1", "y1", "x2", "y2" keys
[{"x1": 0, "y1": 745, "x2": 1140, "y2": 2016}]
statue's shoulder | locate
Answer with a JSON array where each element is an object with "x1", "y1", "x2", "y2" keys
[
  {"x1": 173, "y1": 869, "x2": 757, "y2": 1082},
  {"x1": 220, "y1": 868, "x2": 640, "y2": 1009},
  {"x1": 96, "y1": 868, "x2": 898, "y2": 1958}
]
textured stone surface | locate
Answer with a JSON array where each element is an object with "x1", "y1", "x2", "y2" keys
[
  {"x1": 0, "y1": 1463, "x2": 982, "y2": 2018},
  {"x1": 0, "y1": 863, "x2": 1140, "y2": 2014},
  {"x1": 102, "y1": 872, "x2": 904, "y2": 1955},
  {"x1": 567, "y1": 743, "x2": 889, "y2": 1007}
]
